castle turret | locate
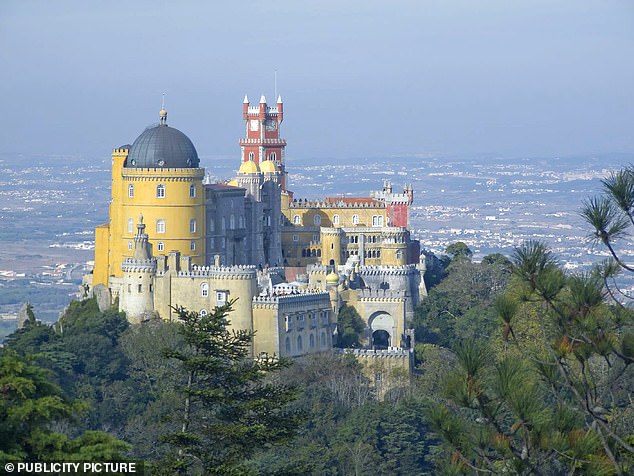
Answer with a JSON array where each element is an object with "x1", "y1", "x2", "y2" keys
[{"x1": 120, "y1": 215, "x2": 157, "y2": 323}]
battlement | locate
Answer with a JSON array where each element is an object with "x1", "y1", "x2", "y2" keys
[
  {"x1": 121, "y1": 257, "x2": 156, "y2": 272},
  {"x1": 357, "y1": 288, "x2": 407, "y2": 301},
  {"x1": 370, "y1": 190, "x2": 413, "y2": 205},
  {"x1": 177, "y1": 264, "x2": 257, "y2": 280},
  {"x1": 358, "y1": 264, "x2": 417, "y2": 276},
  {"x1": 290, "y1": 198, "x2": 385, "y2": 209},
  {"x1": 336, "y1": 348, "x2": 413, "y2": 358},
  {"x1": 252, "y1": 290, "x2": 330, "y2": 309},
  {"x1": 239, "y1": 138, "x2": 287, "y2": 145},
  {"x1": 112, "y1": 148, "x2": 129, "y2": 154},
  {"x1": 122, "y1": 168, "x2": 205, "y2": 179}
]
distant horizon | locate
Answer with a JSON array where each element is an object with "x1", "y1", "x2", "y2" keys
[{"x1": 1, "y1": 1, "x2": 632, "y2": 160}]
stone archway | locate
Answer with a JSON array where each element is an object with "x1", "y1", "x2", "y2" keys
[{"x1": 368, "y1": 311, "x2": 395, "y2": 349}]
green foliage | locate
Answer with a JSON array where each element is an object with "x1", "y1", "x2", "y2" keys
[
  {"x1": 431, "y1": 241, "x2": 634, "y2": 474},
  {"x1": 159, "y1": 302, "x2": 301, "y2": 475},
  {"x1": 335, "y1": 304, "x2": 366, "y2": 348},
  {"x1": 0, "y1": 349, "x2": 129, "y2": 464},
  {"x1": 445, "y1": 242, "x2": 473, "y2": 261},
  {"x1": 414, "y1": 254, "x2": 511, "y2": 348}
]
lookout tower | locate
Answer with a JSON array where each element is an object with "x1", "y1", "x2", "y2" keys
[{"x1": 240, "y1": 95, "x2": 288, "y2": 191}]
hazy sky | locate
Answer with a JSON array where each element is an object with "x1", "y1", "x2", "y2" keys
[{"x1": 1, "y1": 0, "x2": 632, "y2": 161}]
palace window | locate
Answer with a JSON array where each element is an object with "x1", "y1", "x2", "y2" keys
[
  {"x1": 270, "y1": 152, "x2": 277, "y2": 161},
  {"x1": 216, "y1": 291, "x2": 227, "y2": 304},
  {"x1": 321, "y1": 331, "x2": 327, "y2": 347},
  {"x1": 156, "y1": 219, "x2": 166, "y2": 234},
  {"x1": 293, "y1": 234, "x2": 299, "y2": 242},
  {"x1": 285, "y1": 337, "x2": 291, "y2": 354},
  {"x1": 200, "y1": 309, "x2": 207, "y2": 317},
  {"x1": 201, "y1": 283, "x2": 209, "y2": 297},
  {"x1": 157, "y1": 241, "x2": 164, "y2": 252},
  {"x1": 249, "y1": 152, "x2": 255, "y2": 161},
  {"x1": 372, "y1": 215, "x2": 384, "y2": 227},
  {"x1": 156, "y1": 184, "x2": 166, "y2": 198},
  {"x1": 333, "y1": 215, "x2": 339, "y2": 225},
  {"x1": 127, "y1": 218, "x2": 134, "y2": 233},
  {"x1": 297, "y1": 335, "x2": 303, "y2": 352},
  {"x1": 128, "y1": 241, "x2": 132, "y2": 251},
  {"x1": 208, "y1": 218, "x2": 214, "y2": 231},
  {"x1": 293, "y1": 215, "x2": 301, "y2": 225},
  {"x1": 352, "y1": 214, "x2": 359, "y2": 225},
  {"x1": 189, "y1": 184, "x2": 196, "y2": 198},
  {"x1": 190, "y1": 240, "x2": 196, "y2": 251},
  {"x1": 230, "y1": 214, "x2": 235, "y2": 229},
  {"x1": 314, "y1": 215, "x2": 321, "y2": 225},
  {"x1": 128, "y1": 184, "x2": 134, "y2": 198},
  {"x1": 310, "y1": 334, "x2": 315, "y2": 348},
  {"x1": 190, "y1": 219, "x2": 197, "y2": 233}
]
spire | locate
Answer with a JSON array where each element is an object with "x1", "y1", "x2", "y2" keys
[
  {"x1": 159, "y1": 93, "x2": 168, "y2": 125},
  {"x1": 260, "y1": 94, "x2": 267, "y2": 104},
  {"x1": 133, "y1": 214, "x2": 151, "y2": 260},
  {"x1": 243, "y1": 94, "x2": 249, "y2": 104},
  {"x1": 277, "y1": 94, "x2": 283, "y2": 104}
]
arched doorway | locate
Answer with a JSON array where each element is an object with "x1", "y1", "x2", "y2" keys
[
  {"x1": 368, "y1": 312, "x2": 395, "y2": 350},
  {"x1": 372, "y1": 329, "x2": 390, "y2": 349}
]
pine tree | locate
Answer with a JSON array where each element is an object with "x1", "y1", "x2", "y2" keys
[{"x1": 157, "y1": 302, "x2": 301, "y2": 475}]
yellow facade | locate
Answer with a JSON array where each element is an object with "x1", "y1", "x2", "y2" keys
[
  {"x1": 94, "y1": 147, "x2": 206, "y2": 282},
  {"x1": 281, "y1": 200, "x2": 408, "y2": 268}
]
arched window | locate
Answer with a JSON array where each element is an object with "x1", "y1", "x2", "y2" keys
[
  {"x1": 128, "y1": 184, "x2": 134, "y2": 198},
  {"x1": 156, "y1": 219, "x2": 166, "y2": 234},
  {"x1": 127, "y1": 218, "x2": 134, "y2": 233},
  {"x1": 310, "y1": 334, "x2": 315, "y2": 349},
  {"x1": 270, "y1": 152, "x2": 277, "y2": 161},
  {"x1": 189, "y1": 184, "x2": 196, "y2": 198},
  {"x1": 297, "y1": 335, "x2": 303, "y2": 352},
  {"x1": 200, "y1": 309, "x2": 207, "y2": 317},
  {"x1": 333, "y1": 215, "x2": 339, "y2": 225},
  {"x1": 221, "y1": 217, "x2": 226, "y2": 230},
  {"x1": 190, "y1": 240, "x2": 196, "y2": 251},
  {"x1": 208, "y1": 218, "x2": 215, "y2": 232},
  {"x1": 201, "y1": 283, "x2": 209, "y2": 297},
  {"x1": 321, "y1": 332, "x2": 326, "y2": 347},
  {"x1": 239, "y1": 215, "x2": 245, "y2": 228},
  {"x1": 230, "y1": 214, "x2": 235, "y2": 229},
  {"x1": 156, "y1": 184, "x2": 165, "y2": 198},
  {"x1": 352, "y1": 214, "x2": 359, "y2": 225},
  {"x1": 293, "y1": 215, "x2": 301, "y2": 225},
  {"x1": 317, "y1": 249, "x2": 321, "y2": 257},
  {"x1": 314, "y1": 215, "x2": 321, "y2": 225},
  {"x1": 190, "y1": 219, "x2": 197, "y2": 233},
  {"x1": 157, "y1": 241, "x2": 164, "y2": 252},
  {"x1": 127, "y1": 241, "x2": 132, "y2": 251},
  {"x1": 285, "y1": 337, "x2": 291, "y2": 354},
  {"x1": 249, "y1": 152, "x2": 255, "y2": 161}
]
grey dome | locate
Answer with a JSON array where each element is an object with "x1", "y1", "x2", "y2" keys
[{"x1": 126, "y1": 122, "x2": 199, "y2": 169}]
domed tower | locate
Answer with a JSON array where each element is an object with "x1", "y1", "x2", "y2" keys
[
  {"x1": 106, "y1": 107, "x2": 206, "y2": 282},
  {"x1": 120, "y1": 215, "x2": 157, "y2": 323}
]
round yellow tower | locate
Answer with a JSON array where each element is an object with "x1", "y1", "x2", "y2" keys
[{"x1": 107, "y1": 108, "x2": 205, "y2": 279}]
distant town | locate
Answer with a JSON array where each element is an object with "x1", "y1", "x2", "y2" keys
[{"x1": 1, "y1": 151, "x2": 632, "y2": 335}]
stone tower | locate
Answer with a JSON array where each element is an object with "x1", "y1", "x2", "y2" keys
[{"x1": 119, "y1": 215, "x2": 157, "y2": 323}]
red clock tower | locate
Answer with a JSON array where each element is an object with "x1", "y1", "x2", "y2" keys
[{"x1": 240, "y1": 94, "x2": 288, "y2": 190}]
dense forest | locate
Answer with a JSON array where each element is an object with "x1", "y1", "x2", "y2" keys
[{"x1": 2, "y1": 171, "x2": 634, "y2": 474}]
